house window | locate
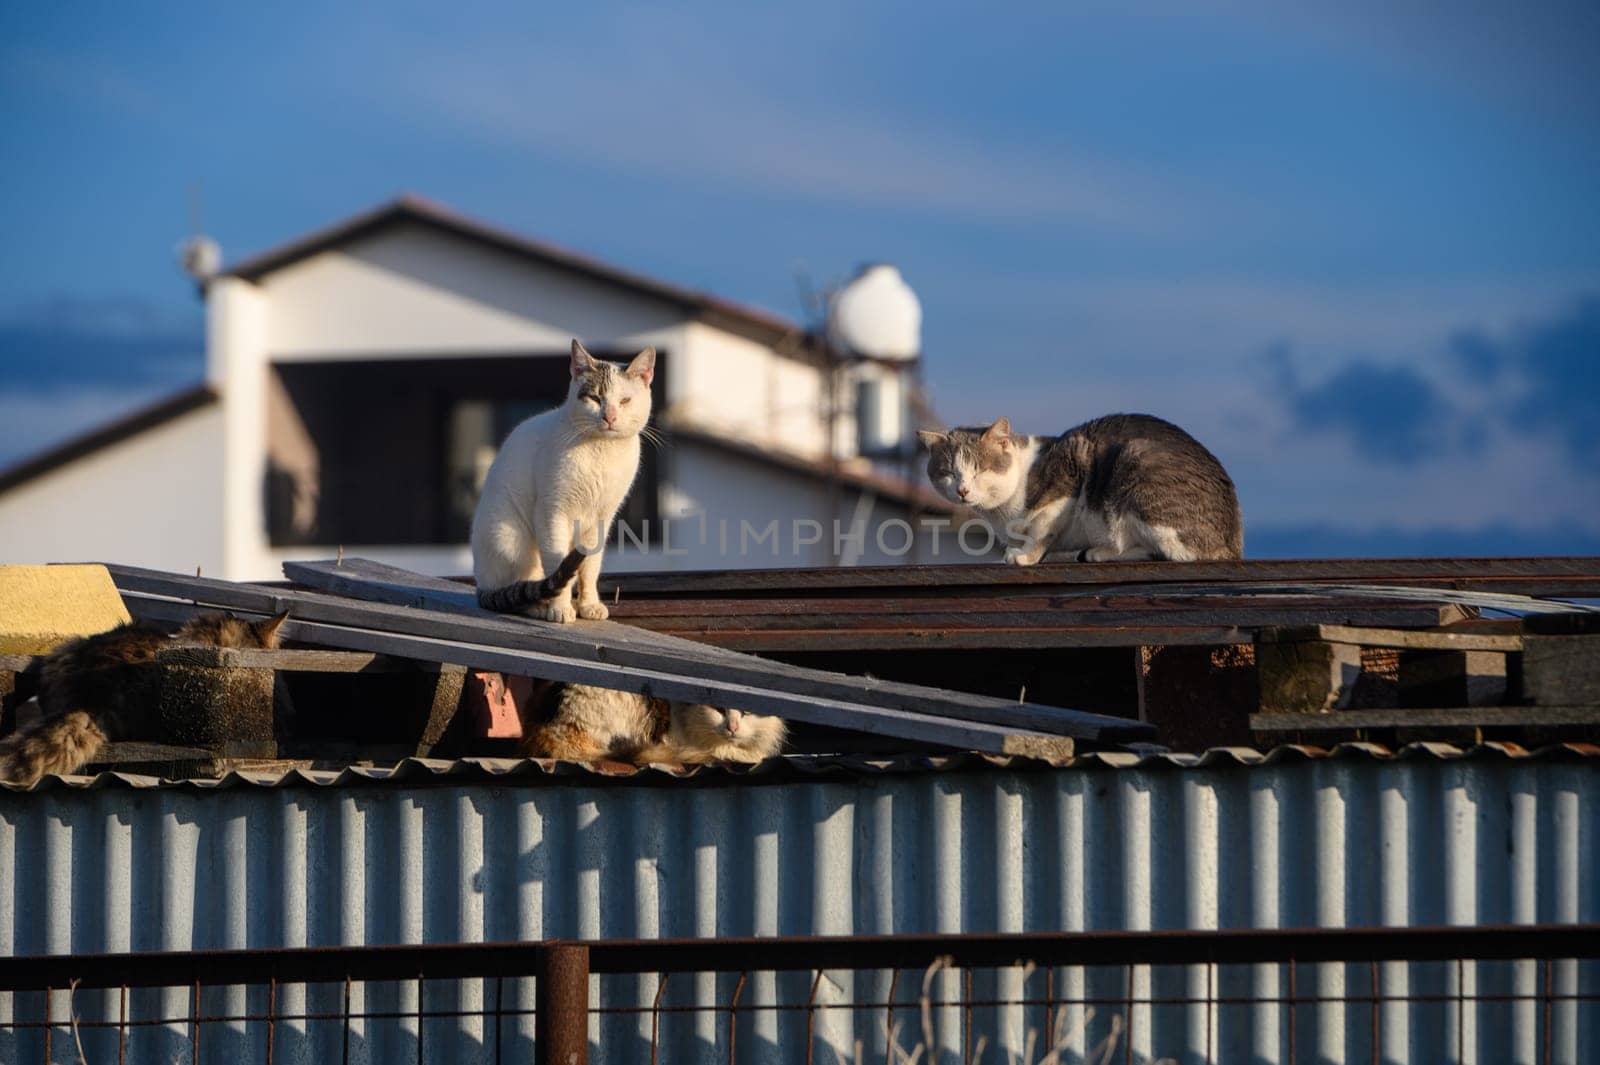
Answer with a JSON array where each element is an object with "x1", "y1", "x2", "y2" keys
[{"x1": 267, "y1": 352, "x2": 662, "y2": 546}]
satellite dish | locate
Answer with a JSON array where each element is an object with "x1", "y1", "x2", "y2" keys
[
  {"x1": 177, "y1": 235, "x2": 222, "y2": 283},
  {"x1": 828, "y1": 263, "x2": 921, "y2": 361}
]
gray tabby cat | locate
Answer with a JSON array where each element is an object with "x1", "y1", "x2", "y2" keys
[{"x1": 919, "y1": 413, "x2": 1242, "y2": 564}]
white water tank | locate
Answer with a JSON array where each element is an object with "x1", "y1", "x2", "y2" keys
[
  {"x1": 855, "y1": 372, "x2": 906, "y2": 456},
  {"x1": 828, "y1": 263, "x2": 921, "y2": 362}
]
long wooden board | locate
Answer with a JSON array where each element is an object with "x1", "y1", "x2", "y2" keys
[
  {"x1": 1255, "y1": 623, "x2": 1525, "y2": 652},
  {"x1": 1251, "y1": 706, "x2": 1600, "y2": 730},
  {"x1": 607, "y1": 625, "x2": 1264, "y2": 652},
  {"x1": 277, "y1": 559, "x2": 1149, "y2": 740},
  {"x1": 156, "y1": 646, "x2": 465, "y2": 673},
  {"x1": 612, "y1": 602, "x2": 1461, "y2": 631},
  {"x1": 595, "y1": 557, "x2": 1600, "y2": 599},
  {"x1": 123, "y1": 592, "x2": 1076, "y2": 758},
  {"x1": 109, "y1": 563, "x2": 1148, "y2": 746}
]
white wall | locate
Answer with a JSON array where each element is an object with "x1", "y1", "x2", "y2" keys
[
  {"x1": 666, "y1": 322, "x2": 834, "y2": 459},
  {"x1": 213, "y1": 224, "x2": 700, "y2": 579},
  {"x1": 264, "y1": 222, "x2": 689, "y2": 359},
  {"x1": 635, "y1": 441, "x2": 978, "y2": 569},
  {"x1": 0, "y1": 406, "x2": 225, "y2": 572}
]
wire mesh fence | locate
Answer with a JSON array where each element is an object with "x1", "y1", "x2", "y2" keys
[{"x1": 0, "y1": 925, "x2": 1595, "y2": 1064}]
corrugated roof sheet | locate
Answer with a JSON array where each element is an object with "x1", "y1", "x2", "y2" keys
[
  {"x1": 4, "y1": 739, "x2": 1594, "y2": 1063},
  {"x1": 5, "y1": 741, "x2": 1596, "y2": 792}
]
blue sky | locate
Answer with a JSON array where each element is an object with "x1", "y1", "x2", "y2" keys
[{"x1": 2, "y1": 2, "x2": 1597, "y2": 555}]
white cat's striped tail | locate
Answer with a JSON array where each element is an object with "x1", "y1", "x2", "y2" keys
[{"x1": 476, "y1": 548, "x2": 588, "y2": 613}]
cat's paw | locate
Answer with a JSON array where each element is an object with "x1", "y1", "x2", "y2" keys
[
  {"x1": 528, "y1": 600, "x2": 577, "y2": 624},
  {"x1": 576, "y1": 601, "x2": 610, "y2": 621},
  {"x1": 1004, "y1": 546, "x2": 1042, "y2": 566},
  {"x1": 1082, "y1": 546, "x2": 1119, "y2": 563}
]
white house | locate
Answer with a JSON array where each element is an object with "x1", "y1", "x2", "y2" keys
[{"x1": 0, "y1": 197, "x2": 971, "y2": 579}]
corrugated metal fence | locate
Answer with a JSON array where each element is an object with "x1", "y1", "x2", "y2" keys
[{"x1": 2, "y1": 750, "x2": 1596, "y2": 1063}]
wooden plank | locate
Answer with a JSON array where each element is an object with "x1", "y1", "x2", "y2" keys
[
  {"x1": 1522, "y1": 635, "x2": 1600, "y2": 707},
  {"x1": 1251, "y1": 706, "x2": 1600, "y2": 730},
  {"x1": 608, "y1": 593, "x2": 1456, "y2": 619},
  {"x1": 95, "y1": 740, "x2": 280, "y2": 762},
  {"x1": 259, "y1": 559, "x2": 1148, "y2": 741},
  {"x1": 604, "y1": 625, "x2": 1263, "y2": 652},
  {"x1": 617, "y1": 602, "x2": 1458, "y2": 632},
  {"x1": 1257, "y1": 624, "x2": 1524, "y2": 652},
  {"x1": 156, "y1": 646, "x2": 464, "y2": 674},
  {"x1": 595, "y1": 557, "x2": 1600, "y2": 598},
  {"x1": 121, "y1": 600, "x2": 1077, "y2": 759},
  {"x1": 1524, "y1": 613, "x2": 1600, "y2": 636},
  {"x1": 121, "y1": 591, "x2": 1085, "y2": 756},
  {"x1": 1256, "y1": 640, "x2": 1362, "y2": 715},
  {"x1": 1399, "y1": 650, "x2": 1509, "y2": 708}
]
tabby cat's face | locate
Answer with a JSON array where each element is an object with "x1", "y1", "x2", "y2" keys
[
  {"x1": 568, "y1": 341, "x2": 655, "y2": 440},
  {"x1": 919, "y1": 420, "x2": 1022, "y2": 510},
  {"x1": 177, "y1": 612, "x2": 289, "y2": 649}
]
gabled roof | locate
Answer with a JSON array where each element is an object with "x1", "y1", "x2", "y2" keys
[
  {"x1": 223, "y1": 195, "x2": 814, "y2": 352},
  {"x1": 0, "y1": 384, "x2": 218, "y2": 496}
]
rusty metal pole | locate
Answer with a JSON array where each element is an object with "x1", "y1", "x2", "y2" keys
[{"x1": 536, "y1": 943, "x2": 590, "y2": 1065}]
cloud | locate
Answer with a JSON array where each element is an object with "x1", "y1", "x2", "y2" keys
[
  {"x1": 0, "y1": 296, "x2": 203, "y2": 389},
  {"x1": 1452, "y1": 295, "x2": 1600, "y2": 465},
  {"x1": 1269, "y1": 350, "x2": 1461, "y2": 466},
  {"x1": 0, "y1": 384, "x2": 185, "y2": 469},
  {"x1": 368, "y1": 16, "x2": 1208, "y2": 236},
  {"x1": 1248, "y1": 519, "x2": 1600, "y2": 560},
  {"x1": 0, "y1": 296, "x2": 203, "y2": 468},
  {"x1": 1258, "y1": 293, "x2": 1599, "y2": 474},
  {"x1": 1221, "y1": 1, "x2": 1600, "y2": 130}
]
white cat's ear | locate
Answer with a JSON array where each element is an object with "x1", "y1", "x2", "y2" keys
[
  {"x1": 981, "y1": 418, "x2": 1012, "y2": 446},
  {"x1": 916, "y1": 430, "x2": 947, "y2": 450},
  {"x1": 570, "y1": 339, "x2": 595, "y2": 378},
  {"x1": 626, "y1": 347, "x2": 656, "y2": 388}
]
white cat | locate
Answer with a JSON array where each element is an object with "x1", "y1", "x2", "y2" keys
[{"x1": 472, "y1": 339, "x2": 655, "y2": 623}]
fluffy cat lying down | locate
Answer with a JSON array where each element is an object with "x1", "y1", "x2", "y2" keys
[
  {"x1": 519, "y1": 683, "x2": 787, "y2": 764},
  {"x1": 0, "y1": 613, "x2": 288, "y2": 786}
]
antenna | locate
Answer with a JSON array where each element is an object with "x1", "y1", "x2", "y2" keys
[{"x1": 176, "y1": 183, "x2": 221, "y2": 285}]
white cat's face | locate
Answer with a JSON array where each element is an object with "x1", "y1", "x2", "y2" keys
[
  {"x1": 568, "y1": 341, "x2": 655, "y2": 439},
  {"x1": 675, "y1": 703, "x2": 787, "y2": 760},
  {"x1": 919, "y1": 419, "x2": 1022, "y2": 510}
]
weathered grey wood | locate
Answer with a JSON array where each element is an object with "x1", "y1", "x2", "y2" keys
[
  {"x1": 156, "y1": 646, "x2": 464, "y2": 674},
  {"x1": 1523, "y1": 613, "x2": 1600, "y2": 636},
  {"x1": 594, "y1": 557, "x2": 1600, "y2": 598},
  {"x1": 95, "y1": 740, "x2": 280, "y2": 762},
  {"x1": 110, "y1": 561, "x2": 1145, "y2": 742},
  {"x1": 122, "y1": 592, "x2": 1076, "y2": 758},
  {"x1": 615, "y1": 625, "x2": 1265, "y2": 652},
  {"x1": 617, "y1": 603, "x2": 1458, "y2": 631},
  {"x1": 286, "y1": 558, "x2": 1141, "y2": 740},
  {"x1": 157, "y1": 659, "x2": 276, "y2": 748},
  {"x1": 1252, "y1": 706, "x2": 1600, "y2": 730},
  {"x1": 1522, "y1": 635, "x2": 1600, "y2": 706},
  {"x1": 1257, "y1": 624, "x2": 1523, "y2": 652},
  {"x1": 1256, "y1": 640, "x2": 1362, "y2": 714},
  {"x1": 1399, "y1": 650, "x2": 1509, "y2": 708},
  {"x1": 0, "y1": 654, "x2": 41, "y2": 674}
]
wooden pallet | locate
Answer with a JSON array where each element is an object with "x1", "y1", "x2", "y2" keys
[
  {"x1": 3, "y1": 645, "x2": 467, "y2": 778},
  {"x1": 1251, "y1": 617, "x2": 1600, "y2": 735},
  {"x1": 106, "y1": 561, "x2": 1159, "y2": 759}
]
